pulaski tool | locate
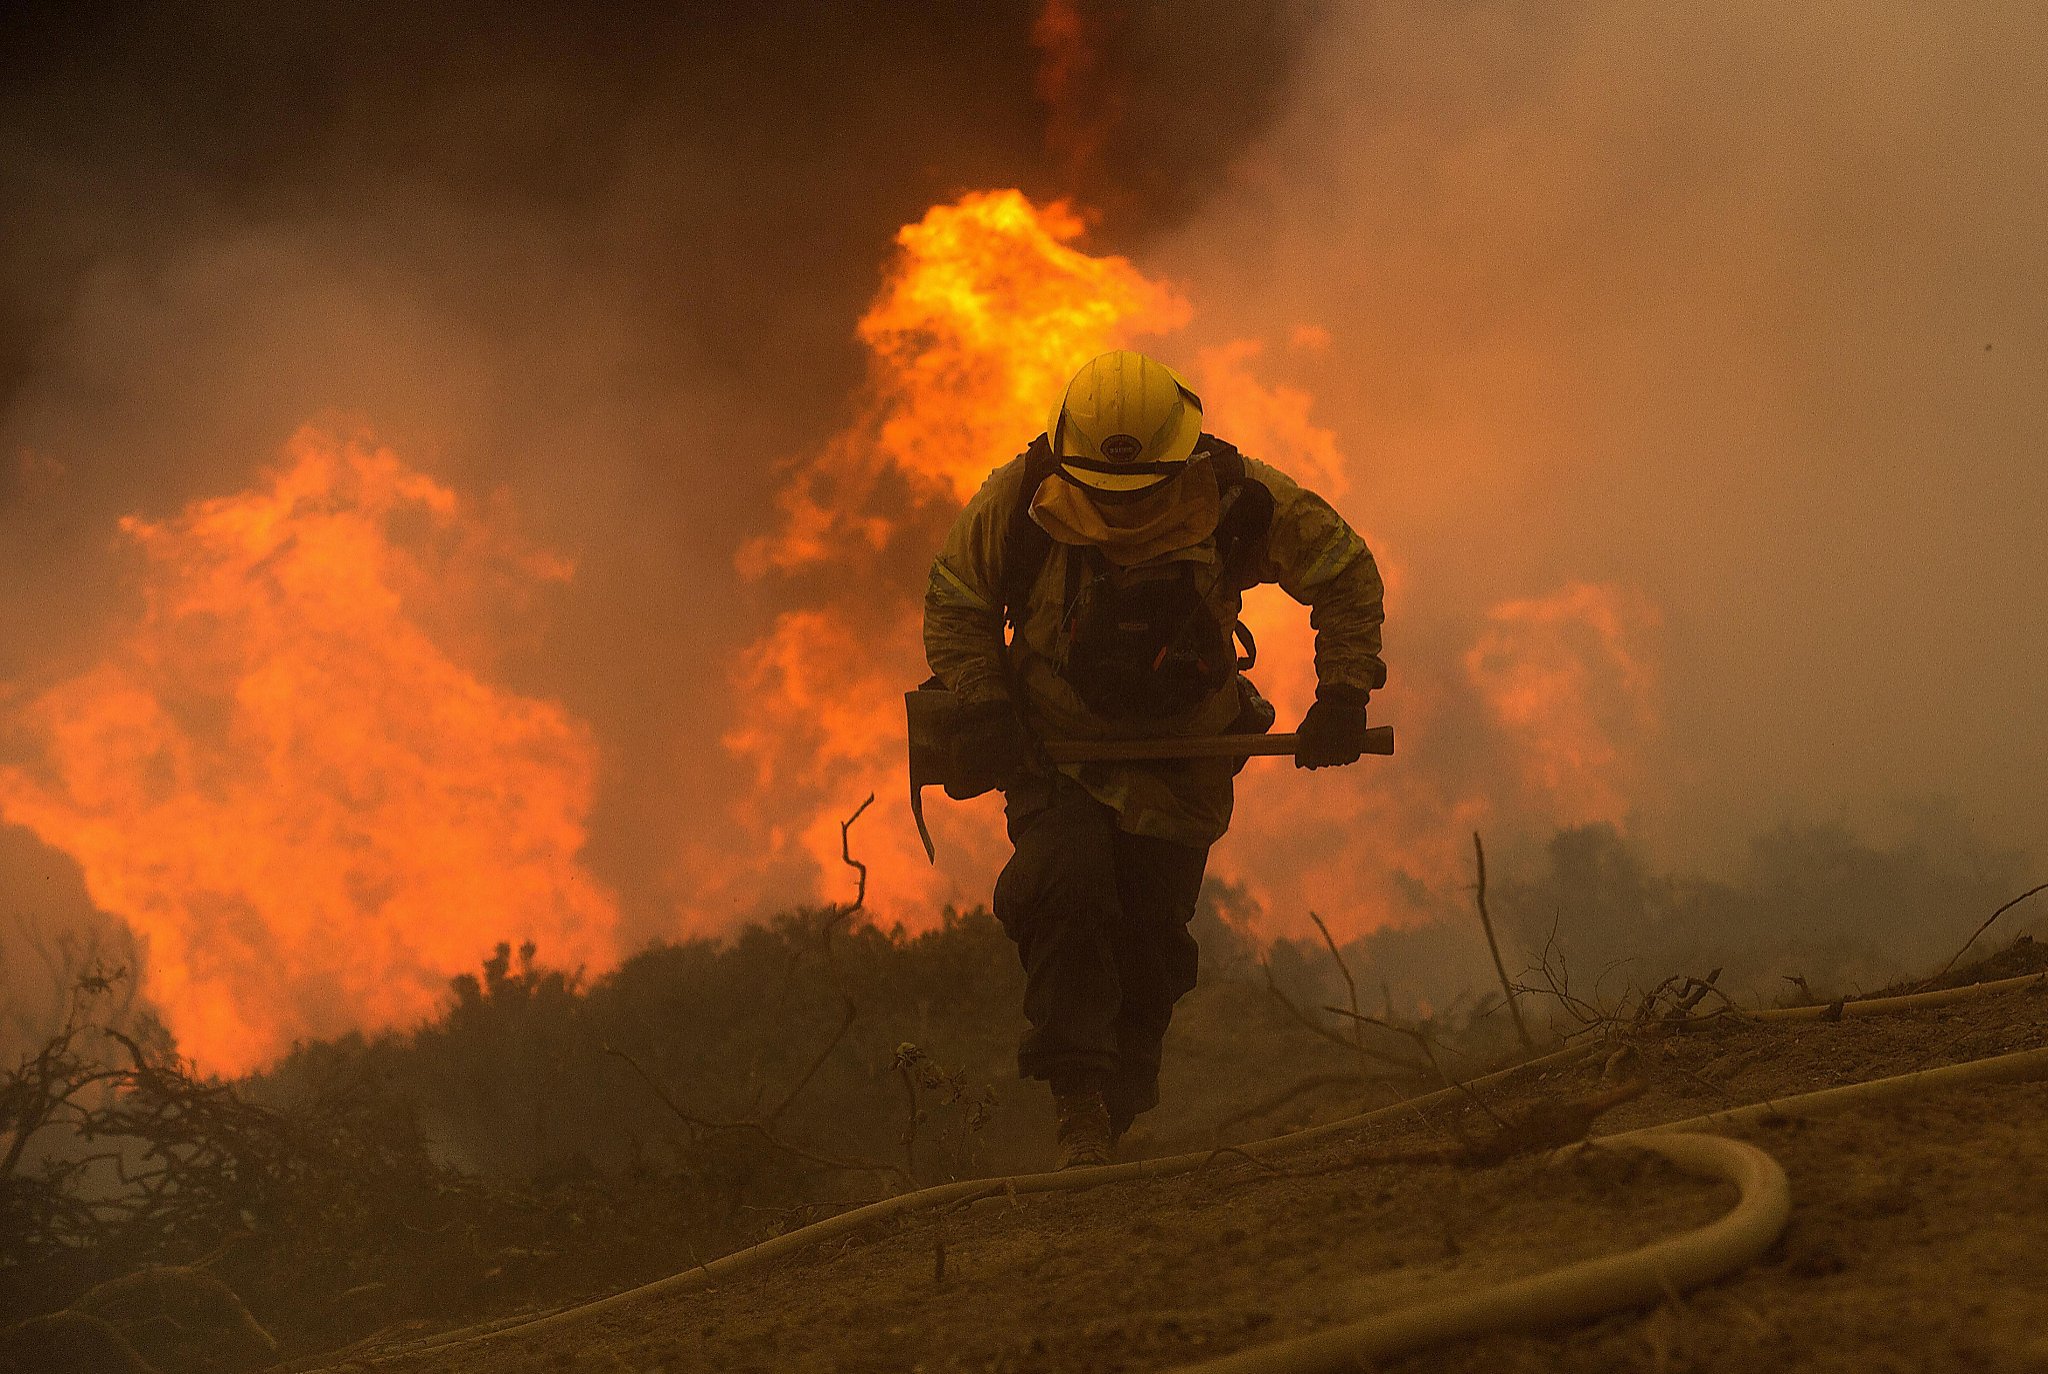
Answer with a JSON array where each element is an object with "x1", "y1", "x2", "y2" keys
[{"x1": 906, "y1": 683, "x2": 1395, "y2": 862}]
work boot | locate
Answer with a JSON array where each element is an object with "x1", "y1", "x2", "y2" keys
[
  {"x1": 1108, "y1": 1103, "x2": 1136, "y2": 1152},
  {"x1": 1054, "y1": 1089, "x2": 1113, "y2": 1169}
]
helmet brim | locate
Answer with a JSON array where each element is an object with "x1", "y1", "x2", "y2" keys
[
  {"x1": 1046, "y1": 352, "x2": 1205, "y2": 490},
  {"x1": 1058, "y1": 464, "x2": 1182, "y2": 494},
  {"x1": 1051, "y1": 381, "x2": 1203, "y2": 491}
]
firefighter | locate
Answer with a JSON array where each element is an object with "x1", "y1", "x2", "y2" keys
[{"x1": 922, "y1": 350, "x2": 1386, "y2": 1168}]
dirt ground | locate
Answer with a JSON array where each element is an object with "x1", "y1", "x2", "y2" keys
[{"x1": 340, "y1": 951, "x2": 2048, "y2": 1374}]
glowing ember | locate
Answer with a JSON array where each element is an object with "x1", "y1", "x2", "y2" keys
[{"x1": 0, "y1": 429, "x2": 618, "y2": 1074}]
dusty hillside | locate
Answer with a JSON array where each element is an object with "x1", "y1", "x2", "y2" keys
[{"x1": 323, "y1": 941, "x2": 2048, "y2": 1373}]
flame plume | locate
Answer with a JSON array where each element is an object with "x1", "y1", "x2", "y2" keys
[
  {"x1": 0, "y1": 429, "x2": 617, "y2": 1074},
  {"x1": 1, "y1": 191, "x2": 1666, "y2": 1066},
  {"x1": 738, "y1": 190, "x2": 1187, "y2": 577},
  {"x1": 722, "y1": 190, "x2": 1191, "y2": 913},
  {"x1": 729, "y1": 188, "x2": 1663, "y2": 942}
]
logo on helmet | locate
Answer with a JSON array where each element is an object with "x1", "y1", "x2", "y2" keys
[{"x1": 1100, "y1": 433, "x2": 1144, "y2": 462}]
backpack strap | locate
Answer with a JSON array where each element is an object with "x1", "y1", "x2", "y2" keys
[
  {"x1": 1204, "y1": 438, "x2": 1275, "y2": 588},
  {"x1": 999, "y1": 434, "x2": 1063, "y2": 630}
]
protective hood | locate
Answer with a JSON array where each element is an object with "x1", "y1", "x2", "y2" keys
[{"x1": 1027, "y1": 460, "x2": 1222, "y2": 566}]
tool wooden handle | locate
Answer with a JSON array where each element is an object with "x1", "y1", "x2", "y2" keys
[{"x1": 1042, "y1": 726, "x2": 1394, "y2": 764}]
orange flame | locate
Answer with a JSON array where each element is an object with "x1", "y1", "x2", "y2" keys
[
  {"x1": 0, "y1": 189, "x2": 1669, "y2": 1065},
  {"x1": 738, "y1": 190, "x2": 1187, "y2": 578},
  {"x1": 720, "y1": 190, "x2": 1192, "y2": 914},
  {"x1": 727, "y1": 188, "x2": 1665, "y2": 945},
  {"x1": 0, "y1": 429, "x2": 617, "y2": 1073}
]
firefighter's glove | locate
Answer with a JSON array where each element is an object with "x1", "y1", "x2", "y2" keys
[
  {"x1": 950, "y1": 698, "x2": 1032, "y2": 794},
  {"x1": 1294, "y1": 684, "x2": 1372, "y2": 770}
]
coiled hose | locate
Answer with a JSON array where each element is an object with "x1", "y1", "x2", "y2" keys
[
  {"x1": 336, "y1": 969, "x2": 2048, "y2": 1370},
  {"x1": 1171, "y1": 1044, "x2": 2048, "y2": 1374}
]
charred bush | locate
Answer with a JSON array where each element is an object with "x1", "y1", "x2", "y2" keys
[{"x1": 4, "y1": 910, "x2": 1029, "y2": 1358}]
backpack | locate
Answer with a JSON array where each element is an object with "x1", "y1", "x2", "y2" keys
[{"x1": 998, "y1": 434, "x2": 1274, "y2": 720}]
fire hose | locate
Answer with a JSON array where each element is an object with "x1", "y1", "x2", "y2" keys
[
  {"x1": 325, "y1": 968, "x2": 2048, "y2": 1371},
  {"x1": 1174, "y1": 1043, "x2": 2048, "y2": 1374}
]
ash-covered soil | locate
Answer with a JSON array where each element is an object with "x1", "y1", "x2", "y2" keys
[{"x1": 348, "y1": 948, "x2": 2048, "y2": 1374}]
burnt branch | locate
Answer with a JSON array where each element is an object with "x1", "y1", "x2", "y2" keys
[
  {"x1": 1259, "y1": 959, "x2": 1426, "y2": 1074},
  {"x1": 1472, "y1": 833, "x2": 1535, "y2": 1052},
  {"x1": 1308, "y1": 912, "x2": 1369, "y2": 1066},
  {"x1": 829, "y1": 793, "x2": 877, "y2": 929},
  {"x1": 1512, "y1": 912, "x2": 1609, "y2": 1033},
  {"x1": 601, "y1": 1043, "x2": 907, "y2": 1187},
  {"x1": 1926, "y1": 882, "x2": 2048, "y2": 986},
  {"x1": 763, "y1": 997, "x2": 859, "y2": 1129},
  {"x1": 1205, "y1": 1072, "x2": 1395, "y2": 1139},
  {"x1": 1321, "y1": 1005, "x2": 1508, "y2": 1129}
]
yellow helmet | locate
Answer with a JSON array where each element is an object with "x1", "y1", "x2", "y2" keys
[{"x1": 1047, "y1": 350, "x2": 1204, "y2": 495}]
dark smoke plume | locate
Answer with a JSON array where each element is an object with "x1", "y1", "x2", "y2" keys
[{"x1": 0, "y1": 2, "x2": 1317, "y2": 1044}]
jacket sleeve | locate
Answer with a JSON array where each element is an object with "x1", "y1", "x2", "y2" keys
[
  {"x1": 922, "y1": 459, "x2": 1027, "y2": 707},
  {"x1": 1243, "y1": 457, "x2": 1388, "y2": 695}
]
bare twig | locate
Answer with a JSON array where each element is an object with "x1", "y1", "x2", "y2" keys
[
  {"x1": 602, "y1": 1044, "x2": 906, "y2": 1185},
  {"x1": 746, "y1": 795, "x2": 870, "y2": 1112},
  {"x1": 1670, "y1": 968, "x2": 1724, "y2": 1018},
  {"x1": 1631, "y1": 974, "x2": 1683, "y2": 1025},
  {"x1": 1321, "y1": 1006, "x2": 1508, "y2": 1128},
  {"x1": 837, "y1": 794, "x2": 875, "y2": 916},
  {"x1": 763, "y1": 997, "x2": 858, "y2": 1128},
  {"x1": 1207, "y1": 1072, "x2": 1394, "y2": 1137},
  {"x1": 1514, "y1": 912, "x2": 1609, "y2": 1031},
  {"x1": 1927, "y1": 882, "x2": 2048, "y2": 985},
  {"x1": 894, "y1": 1046, "x2": 922, "y2": 1184},
  {"x1": 817, "y1": 793, "x2": 878, "y2": 965},
  {"x1": 1472, "y1": 833, "x2": 1535, "y2": 1051},
  {"x1": 1260, "y1": 959, "x2": 1427, "y2": 1073},
  {"x1": 1309, "y1": 912, "x2": 1367, "y2": 1063}
]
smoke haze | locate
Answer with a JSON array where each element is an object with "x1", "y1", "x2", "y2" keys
[
  {"x1": 1156, "y1": 1, "x2": 2048, "y2": 874},
  {"x1": 3, "y1": 1, "x2": 2042, "y2": 1061}
]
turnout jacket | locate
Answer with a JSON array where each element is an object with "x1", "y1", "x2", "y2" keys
[{"x1": 923, "y1": 437, "x2": 1387, "y2": 847}]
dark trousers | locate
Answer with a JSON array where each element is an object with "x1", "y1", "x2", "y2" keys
[{"x1": 992, "y1": 777, "x2": 1210, "y2": 1126}]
